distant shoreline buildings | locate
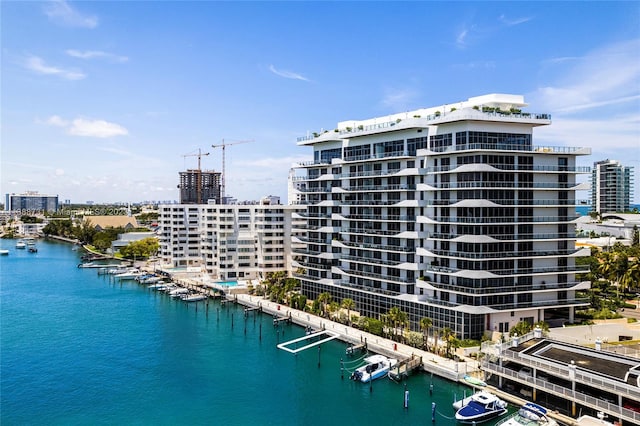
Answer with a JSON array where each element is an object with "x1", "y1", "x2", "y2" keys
[
  {"x1": 4, "y1": 191, "x2": 58, "y2": 212},
  {"x1": 590, "y1": 159, "x2": 634, "y2": 214}
]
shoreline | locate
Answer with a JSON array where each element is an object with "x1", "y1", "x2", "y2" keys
[{"x1": 152, "y1": 269, "x2": 580, "y2": 426}]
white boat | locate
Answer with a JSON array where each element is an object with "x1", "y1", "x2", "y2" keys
[
  {"x1": 454, "y1": 390, "x2": 508, "y2": 424},
  {"x1": 181, "y1": 293, "x2": 207, "y2": 302},
  {"x1": 453, "y1": 390, "x2": 497, "y2": 410},
  {"x1": 0, "y1": 249, "x2": 9, "y2": 255},
  {"x1": 575, "y1": 414, "x2": 615, "y2": 426},
  {"x1": 16, "y1": 240, "x2": 26, "y2": 249},
  {"x1": 496, "y1": 402, "x2": 557, "y2": 426},
  {"x1": 350, "y1": 354, "x2": 398, "y2": 383},
  {"x1": 114, "y1": 270, "x2": 143, "y2": 279},
  {"x1": 463, "y1": 374, "x2": 487, "y2": 387},
  {"x1": 169, "y1": 288, "x2": 189, "y2": 298},
  {"x1": 148, "y1": 283, "x2": 168, "y2": 290}
]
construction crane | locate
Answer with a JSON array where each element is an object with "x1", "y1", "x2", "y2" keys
[
  {"x1": 181, "y1": 148, "x2": 210, "y2": 204},
  {"x1": 211, "y1": 139, "x2": 254, "y2": 204},
  {"x1": 182, "y1": 148, "x2": 210, "y2": 171}
]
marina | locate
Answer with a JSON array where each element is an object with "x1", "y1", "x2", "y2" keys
[
  {"x1": 2, "y1": 239, "x2": 500, "y2": 426},
  {"x1": 2, "y1": 239, "x2": 635, "y2": 426}
]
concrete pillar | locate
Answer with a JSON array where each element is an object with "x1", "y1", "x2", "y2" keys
[{"x1": 568, "y1": 360, "x2": 576, "y2": 416}]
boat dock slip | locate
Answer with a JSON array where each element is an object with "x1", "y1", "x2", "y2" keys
[
  {"x1": 388, "y1": 355, "x2": 422, "y2": 381},
  {"x1": 277, "y1": 330, "x2": 341, "y2": 354},
  {"x1": 273, "y1": 315, "x2": 291, "y2": 326},
  {"x1": 346, "y1": 343, "x2": 366, "y2": 356}
]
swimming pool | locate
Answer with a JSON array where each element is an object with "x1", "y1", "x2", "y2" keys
[{"x1": 215, "y1": 281, "x2": 238, "y2": 287}]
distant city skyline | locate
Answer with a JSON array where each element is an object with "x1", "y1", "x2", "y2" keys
[{"x1": 2, "y1": 1, "x2": 639, "y2": 204}]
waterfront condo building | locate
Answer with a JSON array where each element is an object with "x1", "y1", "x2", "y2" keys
[
  {"x1": 590, "y1": 159, "x2": 634, "y2": 214},
  {"x1": 291, "y1": 94, "x2": 591, "y2": 340},
  {"x1": 159, "y1": 197, "x2": 304, "y2": 281}
]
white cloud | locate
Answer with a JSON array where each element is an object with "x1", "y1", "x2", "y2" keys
[
  {"x1": 66, "y1": 49, "x2": 128, "y2": 63},
  {"x1": 380, "y1": 88, "x2": 420, "y2": 111},
  {"x1": 269, "y1": 65, "x2": 310, "y2": 81},
  {"x1": 456, "y1": 28, "x2": 469, "y2": 48},
  {"x1": 43, "y1": 115, "x2": 128, "y2": 138},
  {"x1": 531, "y1": 39, "x2": 640, "y2": 113},
  {"x1": 69, "y1": 118, "x2": 129, "y2": 138},
  {"x1": 44, "y1": 0, "x2": 98, "y2": 28},
  {"x1": 536, "y1": 113, "x2": 640, "y2": 150},
  {"x1": 499, "y1": 14, "x2": 533, "y2": 27},
  {"x1": 46, "y1": 115, "x2": 69, "y2": 127},
  {"x1": 24, "y1": 55, "x2": 86, "y2": 80}
]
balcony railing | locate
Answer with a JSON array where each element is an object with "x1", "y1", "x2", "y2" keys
[
  {"x1": 339, "y1": 267, "x2": 409, "y2": 286},
  {"x1": 339, "y1": 240, "x2": 415, "y2": 253},
  {"x1": 426, "y1": 165, "x2": 591, "y2": 173},
  {"x1": 418, "y1": 279, "x2": 586, "y2": 295},
  {"x1": 342, "y1": 184, "x2": 417, "y2": 192},
  {"x1": 341, "y1": 227, "x2": 404, "y2": 236},
  {"x1": 430, "y1": 216, "x2": 579, "y2": 224},
  {"x1": 427, "y1": 248, "x2": 582, "y2": 259},
  {"x1": 428, "y1": 182, "x2": 583, "y2": 189},
  {"x1": 344, "y1": 214, "x2": 416, "y2": 222},
  {"x1": 430, "y1": 143, "x2": 584, "y2": 154},
  {"x1": 425, "y1": 264, "x2": 590, "y2": 276},
  {"x1": 428, "y1": 199, "x2": 579, "y2": 207},
  {"x1": 428, "y1": 232, "x2": 575, "y2": 241}
]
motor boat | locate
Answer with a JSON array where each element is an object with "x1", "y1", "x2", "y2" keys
[
  {"x1": 169, "y1": 288, "x2": 189, "y2": 298},
  {"x1": 499, "y1": 402, "x2": 557, "y2": 426},
  {"x1": 350, "y1": 354, "x2": 398, "y2": 383},
  {"x1": 16, "y1": 240, "x2": 26, "y2": 249},
  {"x1": 453, "y1": 390, "x2": 496, "y2": 410},
  {"x1": 454, "y1": 390, "x2": 508, "y2": 424}
]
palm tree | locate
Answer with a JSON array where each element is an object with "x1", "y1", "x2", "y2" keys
[
  {"x1": 440, "y1": 327, "x2": 455, "y2": 358},
  {"x1": 341, "y1": 298, "x2": 356, "y2": 325},
  {"x1": 387, "y1": 307, "x2": 403, "y2": 341},
  {"x1": 420, "y1": 317, "x2": 432, "y2": 350},
  {"x1": 621, "y1": 259, "x2": 640, "y2": 293},
  {"x1": 510, "y1": 321, "x2": 532, "y2": 337},
  {"x1": 327, "y1": 301, "x2": 340, "y2": 320},
  {"x1": 317, "y1": 292, "x2": 332, "y2": 317}
]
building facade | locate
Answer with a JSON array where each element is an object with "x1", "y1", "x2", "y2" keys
[
  {"x1": 291, "y1": 94, "x2": 591, "y2": 340},
  {"x1": 178, "y1": 170, "x2": 222, "y2": 204},
  {"x1": 590, "y1": 159, "x2": 634, "y2": 214},
  {"x1": 5, "y1": 191, "x2": 58, "y2": 212},
  {"x1": 159, "y1": 198, "x2": 304, "y2": 281}
]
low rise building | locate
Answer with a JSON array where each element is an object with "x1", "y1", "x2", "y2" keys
[{"x1": 158, "y1": 199, "x2": 304, "y2": 281}]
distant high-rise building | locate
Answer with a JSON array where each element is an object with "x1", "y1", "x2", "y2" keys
[
  {"x1": 178, "y1": 170, "x2": 221, "y2": 204},
  {"x1": 591, "y1": 159, "x2": 634, "y2": 214},
  {"x1": 5, "y1": 191, "x2": 58, "y2": 212}
]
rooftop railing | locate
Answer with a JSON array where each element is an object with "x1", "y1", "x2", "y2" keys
[{"x1": 297, "y1": 109, "x2": 552, "y2": 142}]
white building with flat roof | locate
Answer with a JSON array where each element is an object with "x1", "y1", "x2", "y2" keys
[
  {"x1": 291, "y1": 94, "x2": 592, "y2": 339},
  {"x1": 158, "y1": 200, "x2": 304, "y2": 281}
]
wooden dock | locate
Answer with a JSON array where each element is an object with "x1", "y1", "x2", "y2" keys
[{"x1": 388, "y1": 354, "x2": 422, "y2": 381}]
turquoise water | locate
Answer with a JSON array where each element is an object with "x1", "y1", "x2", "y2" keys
[
  {"x1": 0, "y1": 240, "x2": 507, "y2": 425},
  {"x1": 216, "y1": 281, "x2": 238, "y2": 287}
]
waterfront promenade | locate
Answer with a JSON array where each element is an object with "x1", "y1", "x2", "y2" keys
[{"x1": 159, "y1": 270, "x2": 580, "y2": 426}]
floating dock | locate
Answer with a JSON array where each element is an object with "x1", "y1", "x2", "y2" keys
[
  {"x1": 277, "y1": 330, "x2": 341, "y2": 354},
  {"x1": 388, "y1": 355, "x2": 422, "y2": 381}
]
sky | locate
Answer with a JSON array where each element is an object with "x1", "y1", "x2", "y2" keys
[{"x1": 1, "y1": 1, "x2": 639, "y2": 205}]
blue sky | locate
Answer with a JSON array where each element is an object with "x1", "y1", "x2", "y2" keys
[{"x1": 2, "y1": 1, "x2": 639, "y2": 204}]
